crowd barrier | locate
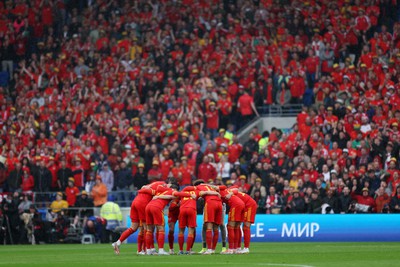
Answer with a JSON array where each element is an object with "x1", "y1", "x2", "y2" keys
[
  {"x1": 6, "y1": 200, "x2": 400, "y2": 243},
  {"x1": 121, "y1": 213, "x2": 400, "y2": 243},
  {"x1": 5, "y1": 191, "x2": 137, "y2": 208}
]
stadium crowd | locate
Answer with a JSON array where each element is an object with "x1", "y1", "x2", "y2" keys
[{"x1": 2, "y1": 0, "x2": 400, "y2": 244}]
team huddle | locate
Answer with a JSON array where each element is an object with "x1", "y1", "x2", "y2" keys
[{"x1": 111, "y1": 179, "x2": 257, "y2": 255}]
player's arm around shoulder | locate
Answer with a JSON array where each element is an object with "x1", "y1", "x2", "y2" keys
[
  {"x1": 173, "y1": 190, "x2": 194, "y2": 198},
  {"x1": 200, "y1": 190, "x2": 221, "y2": 198},
  {"x1": 138, "y1": 186, "x2": 155, "y2": 195}
]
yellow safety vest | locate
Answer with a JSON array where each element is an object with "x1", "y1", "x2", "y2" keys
[
  {"x1": 100, "y1": 202, "x2": 122, "y2": 222},
  {"x1": 224, "y1": 131, "x2": 234, "y2": 144}
]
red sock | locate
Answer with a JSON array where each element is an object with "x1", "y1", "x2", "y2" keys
[
  {"x1": 150, "y1": 231, "x2": 155, "y2": 249},
  {"x1": 119, "y1": 227, "x2": 134, "y2": 243},
  {"x1": 206, "y1": 229, "x2": 212, "y2": 249},
  {"x1": 212, "y1": 229, "x2": 219, "y2": 250},
  {"x1": 234, "y1": 227, "x2": 240, "y2": 249},
  {"x1": 137, "y1": 231, "x2": 144, "y2": 252},
  {"x1": 157, "y1": 230, "x2": 165, "y2": 250},
  {"x1": 227, "y1": 226, "x2": 235, "y2": 250},
  {"x1": 243, "y1": 226, "x2": 250, "y2": 248},
  {"x1": 168, "y1": 233, "x2": 174, "y2": 250},
  {"x1": 187, "y1": 234, "x2": 194, "y2": 251},
  {"x1": 178, "y1": 233, "x2": 184, "y2": 251},
  {"x1": 145, "y1": 230, "x2": 153, "y2": 250},
  {"x1": 235, "y1": 227, "x2": 242, "y2": 249},
  {"x1": 192, "y1": 230, "x2": 196, "y2": 249},
  {"x1": 142, "y1": 233, "x2": 146, "y2": 251}
]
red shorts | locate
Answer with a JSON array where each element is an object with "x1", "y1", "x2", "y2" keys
[
  {"x1": 228, "y1": 204, "x2": 244, "y2": 222},
  {"x1": 243, "y1": 203, "x2": 257, "y2": 223},
  {"x1": 168, "y1": 209, "x2": 179, "y2": 224},
  {"x1": 204, "y1": 200, "x2": 222, "y2": 224},
  {"x1": 178, "y1": 208, "x2": 197, "y2": 228},
  {"x1": 130, "y1": 201, "x2": 147, "y2": 224},
  {"x1": 145, "y1": 205, "x2": 165, "y2": 226}
]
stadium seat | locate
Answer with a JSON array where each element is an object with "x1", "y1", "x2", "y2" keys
[{"x1": 81, "y1": 234, "x2": 96, "y2": 244}]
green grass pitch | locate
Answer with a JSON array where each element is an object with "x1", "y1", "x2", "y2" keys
[{"x1": 1, "y1": 243, "x2": 400, "y2": 267}]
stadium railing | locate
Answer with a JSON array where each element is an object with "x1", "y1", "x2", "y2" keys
[
  {"x1": 32, "y1": 190, "x2": 138, "y2": 208},
  {"x1": 257, "y1": 104, "x2": 303, "y2": 117}
]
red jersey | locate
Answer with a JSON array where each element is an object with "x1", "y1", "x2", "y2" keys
[
  {"x1": 49, "y1": 164, "x2": 58, "y2": 188},
  {"x1": 196, "y1": 184, "x2": 221, "y2": 203},
  {"x1": 197, "y1": 163, "x2": 217, "y2": 181},
  {"x1": 147, "y1": 187, "x2": 191, "y2": 210},
  {"x1": 206, "y1": 110, "x2": 219, "y2": 129},
  {"x1": 219, "y1": 187, "x2": 245, "y2": 208},
  {"x1": 183, "y1": 142, "x2": 195, "y2": 156},
  {"x1": 161, "y1": 159, "x2": 174, "y2": 180},
  {"x1": 304, "y1": 56, "x2": 319, "y2": 74},
  {"x1": 238, "y1": 94, "x2": 254, "y2": 116},
  {"x1": 214, "y1": 136, "x2": 229, "y2": 149},
  {"x1": 178, "y1": 165, "x2": 193, "y2": 185},
  {"x1": 148, "y1": 167, "x2": 163, "y2": 181},
  {"x1": 218, "y1": 99, "x2": 232, "y2": 116},
  {"x1": 71, "y1": 166, "x2": 85, "y2": 188},
  {"x1": 21, "y1": 176, "x2": 34, "y2": 192},
  {"x1": 355, "y1": 15, "x2": 370, "y2": 31},
  {"x1": 134, "y1": 181, "x2": 166, "y2": 204},
  {"x1": 229, "y1": 187, "x2": 257, "y2": 207},
  {"x1": 228, "y1": 143, "x2": 243, "y2": 163},
  {"x1": 289, "y1": 76, "x2": 306, "y2": 98},
  {"x1": 179, "y1": 188, "x2": 200, "y2": 210},
  {"x1": 351, "y1": 192, "x2": 376, "y2": 212},
  {"x1": 65, "y1": 186, "x2": 80, "y2": 206},
  {"x1": 297, "y1": 111, "x2": 309, "y2": 125}
]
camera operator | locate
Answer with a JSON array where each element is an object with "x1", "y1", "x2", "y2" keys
[
  {"x1": 1, "y1": 193, "x2": 21, "y2": 244},
  {"x1": 338, "y1": 186, "x2": 352, "y2": 213},
  {"x1": 322, "y1": 187, "x2": 339, "y2": 213},
  {"x1": 307, "y1": 190, "x2": 323, "y2": 214},
  {"x1": 285, "y1": 189, "x2": 305, "y2": 213}
]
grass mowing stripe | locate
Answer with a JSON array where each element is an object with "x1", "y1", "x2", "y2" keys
[{"x1": 0, "y1": 243, "x2": 399, "y2": 267}]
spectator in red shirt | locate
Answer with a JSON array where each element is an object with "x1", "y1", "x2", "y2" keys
[
  {"x1": 160, "y1": 151, "x2": 174, "y2": 181},
  {"x1": 21, "y1": 167, "x2": 34, "y2": 193},
  {"x1": 147, "y1": 160, "x2": 162, "y2": 182},
  {"x1": 48, "y1": 157, "x2": 59, "y2": 191},
  {"x1": 237, "y1": 90, "x2": 260, "y2": 128},
  {"x1": 71, "y1": 157, "x2": 85, "y2": 189},
  {"x1": 288, "y1": 70, "x2": 306, "y2": 104},
  {"x1": 304, "y1": 49, "x2": 320, "y2": 88},
  {"x1": 236, "y1": 175, "x2": 251, "y2": 193},
  {"x1": 197, "y1": 155, "x2": 217, "y2": 182},
  {"x1": 205, "y1": 101, "x2": 219, "y2": 139},
  {"x1": 355, "y1": 8, "x2": 371, "y2": 32},
  {"x1": 217, "y1": 90, "x2": 232, "y2": 130},
  {"x1": 351, "y1": 187, "x2": 376, "y2": 213},
  {"x1": 65, "y1": 177, "x2": 80, "y2": 207}
]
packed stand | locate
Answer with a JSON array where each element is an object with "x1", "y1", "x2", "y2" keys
[{"x1": 1, "y1": 0, "x2": 400, "y2": 244}]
